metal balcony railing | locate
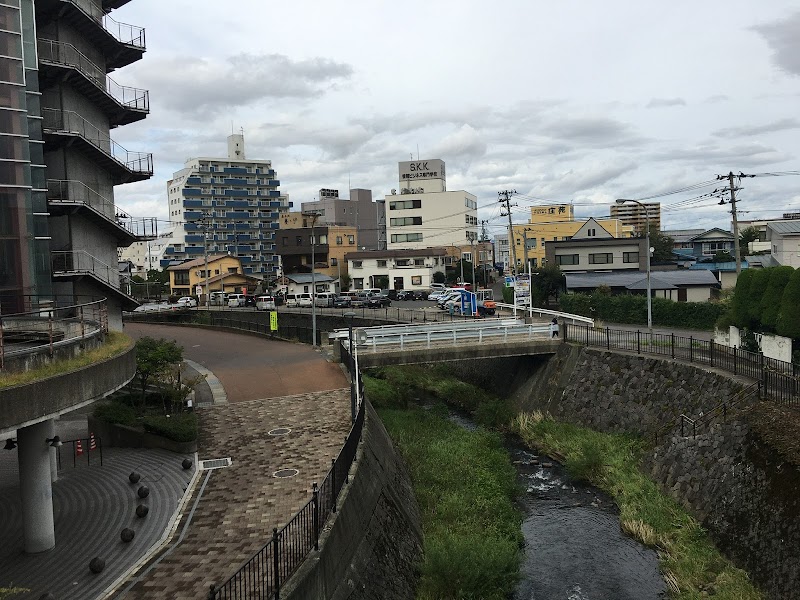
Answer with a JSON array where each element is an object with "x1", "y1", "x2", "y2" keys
[
  {"x1": 51, "y1": 249, "x2": 125, "y2": 291},
  {"x1": 46, "y1": 179, "x2": 157, "y2": 238},
  {"x1": 37, "y1": 39, "x2": 149, "y2": 111},
  {"x1": 62, "y1": 0, "x2": 145, "y2": 48},
  {"x1": 42, "y1": 108, "x2": 153, "y2": 175}
]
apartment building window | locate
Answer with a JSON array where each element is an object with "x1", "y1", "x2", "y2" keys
[
  {"x1": 353, "y1": 261, "x2": 363, "y2": 268},
  {"x1": 396, "y1": 259, "x2": 410, "y2": 266},
  {"x1": 389, "y1": 199, "x2": 422, "y2": 210},
  {"x1": 390, "y1": 217, "x2": 422, "y2": 226},
  {"x1": 589, "y1": 253, "x2": 613, "y2": 264},
  {"x1": 531, "y1": 258, "x2": 538, "y2": 268},
  {"x1": 336, "y1": 236, "x2": 343, "y2": 245},
  {"x1": 174, "y1": 272, "x2": 189, "y2": 285},
  {"x1": 377, "y1": 260, "x2": 387, "y2": 267},
  {"x1": 463, "y1": 252, "x2": 473, "y2": 263},
  {"x1": 391, "y1": 233, "x2": 423, "y2": 243},
  {"x1": 623, "y1": 252, "x2": 639, "y2": 263},
  {"x1": 348, "y1": 235, "x2": 355, "y2": 244},
  {"x1": 331, "y1": 257, "x2": 338, "y2": 266},
  {"x1": 556, "y1": 254, "x2": 579, "y2": 266},
  {"x1": 414, "y1": 258, "x2": 425, "y2": 266}
]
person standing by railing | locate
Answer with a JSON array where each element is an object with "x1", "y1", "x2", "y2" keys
[{"x1": 550, "y1": 318, "x2": 560, "y2": 338}]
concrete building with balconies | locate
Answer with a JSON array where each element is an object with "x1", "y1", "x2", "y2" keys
[
  {"x1": 276, "y1": 211, "x2": 358, "y2": 282},
  {"x1": 164, "y1": 134, "x2": 291, "y2": 279}
]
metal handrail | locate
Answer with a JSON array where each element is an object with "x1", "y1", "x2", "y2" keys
[
  {"x1": 61, "y1": 0, "x2": 145, "y2": 47},
  {"x1": 51, "y1": 250, "x2": 126, "y2": 290},
  {"x1": 41, "y1": 108, "x2": 153, "y2": 174},
  {"x1": 494, "y1": 302, "x2": 594, "y2": 325},
  {"x1": 46, "y1": 179, "x2": 157, "y2": 238},
  {"x1": 0, "y1": 299, "x2": 107, "y2": 369},
  {"x1": 37, "y1": 39, "x2": 149, "y2": 111}
]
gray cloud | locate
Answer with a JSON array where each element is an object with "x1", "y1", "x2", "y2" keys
[
  {"x1": 705, "y1": 94, "x2": 730, "y2": 104},
  {"x1": 713, "y1": 118, "x2": 800, "y2": 138},
  {"x1": 130, "y1": 53, "x2": 353, "y2": 118},
  {"x1": 651, "y1": 142, "x2": 790, "y2": 167},
  {"x1": 646, "y1": 98, "x2": 687, "y2": 108},
  {"x1": 539, "y1": 117, "x2": 646, "y2": 148},
  {"x1": 753, "y1": 12, "x2": 800, "y2": 76}
]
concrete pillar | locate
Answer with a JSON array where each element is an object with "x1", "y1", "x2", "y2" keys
[
  {"x1": 45, "y1": 419, "x2": 58, "y2": 483},
  {"x1": 17, "y1": 419, "x2": 56, "y2": 553}
]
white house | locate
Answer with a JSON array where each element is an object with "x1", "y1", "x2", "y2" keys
[
  {"x1": 345, "y1": 248, "x2": 447, "y2": 291},
  {"x1": 544, "y1": 218, "x2": 648, "y2": 272},
  {"x1": 284, "y1": 273, "x2": 336, "y2": 295},
  {"x1": 766, "y1": 221, "x2": 800, "y2": 268}
]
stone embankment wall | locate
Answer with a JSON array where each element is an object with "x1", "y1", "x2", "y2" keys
[
  {"x1": 445, "y1": 345, "x2": 800, "y2": 599},
  {"x1": 284, "y1": 401, "x2": 423, "y2": 600}
]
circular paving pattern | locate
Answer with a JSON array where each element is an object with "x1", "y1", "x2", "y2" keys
[
  {"x1": 273, "y1": 468, "x2": 299, "y2": 478},
  {"x1": 268, "y1": 427, "x2": 291, "y2": 436}
]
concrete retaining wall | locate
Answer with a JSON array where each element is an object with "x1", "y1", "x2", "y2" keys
[
  {"x1": 283, "y1": 401, "x2": 423, "y2": 600},
  {"x1": 0, "y1": 340, "x2": 136, "y2": 434}
]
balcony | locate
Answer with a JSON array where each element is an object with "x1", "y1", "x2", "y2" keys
[
  {"x1": 38, "y1": 39, "x2": 148, "y2": 127},
  {"x1": 42, "y1": 108, "x2": 153, "y2": 184},
  {"x1": 50, "y1": 250, "x2": 138, "y2": 309},
  {"x1": 35, "y1": 0, "x2": 144, "y2": 70},
  {"x1": 102, "y1": 0, "x2": 132, "y2": 9},
  {"x1": 46, "y1": 179, "x2": 157, "y2": 244}
]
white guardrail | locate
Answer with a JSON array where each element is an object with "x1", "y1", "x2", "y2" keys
[
  {"x1": 494, "y1": 303, "x2": 594, "y2": 326},
  {"x1": 330, "y1": 319, "x2": 553, "y2": 353}
]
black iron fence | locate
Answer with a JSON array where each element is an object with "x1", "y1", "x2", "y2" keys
[
  {"x1": 564, "y1": 323, "x2": 799, "y2": 406},
  {"x1": 209, "y1": 354, "x2": 365, "y2": 599},
  {"x1": 57, "y1": 435, "x2": 103, "y2": 469}
]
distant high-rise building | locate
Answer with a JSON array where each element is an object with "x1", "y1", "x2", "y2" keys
[
  {"x1": 610, "y1": 202, "x2": 661, "y2": 233},
  {"x1": 164, "y1": 134, "x2": 290, "y2": 277},
  {"x1": 301, "y1": 188, "x2": 384, "y2": 250}
]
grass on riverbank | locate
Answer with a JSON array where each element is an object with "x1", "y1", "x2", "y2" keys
[
  {"x1": 368, "y1": 370, "x2": 522, "y2": 600},
  {"x1": 513, "y1": 411, "x2": 762, "y2": 600},
  {"x1": 0, "y1": 331, "x2": 131, "y2": 390}
]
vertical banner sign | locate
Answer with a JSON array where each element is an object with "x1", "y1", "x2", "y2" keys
[
  {"x1": 269, "y1": 311, "x2": 278, "y2": 331},
  {"x1": 195, "y1": 285, "x2": 202, "y2": 296},
  {"x1": 515, "y1": 274, "x2": 531, "y2": 306}
]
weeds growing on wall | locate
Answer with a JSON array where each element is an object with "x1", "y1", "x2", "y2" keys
[{"x1": 512, "y1": 411, "x2": 761, "y2": 600}]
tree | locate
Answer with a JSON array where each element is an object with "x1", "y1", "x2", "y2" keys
[
  {"x1": 746, "y1": 269, "x2": 771, "y2": 329},
  {"x1": 433, "y1": 271, "x2": 446, "y2": 284},
  {"x1": 340, "y1": 273, "x2": 352, "y2": 291},
  {"x1": 713, "y1": 251, "x2": 734, "y2": 262},
  {"x1": 739, "y1": 226, "x2": 761, "y2": 256},
  {"x1": 730, "y1": 269, "x2": 755, "y2": 329},
  {"x1": 135, "y1": 337, "x2": 184, "y2": 411},
  {"x1": 645, "y1": 226, "x2": 675, "y2": 262},
  {"x1": 777, "y1": 269, "x2": 800, "y2": 339},
  {"x1": 532, "y1": 265, "x2": 565, "y2": 306},
  {"x1": 759, "y1": 266, "x2": 794, "y2": 332}
]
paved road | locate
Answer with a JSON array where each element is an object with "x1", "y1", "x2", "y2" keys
[{"x1": 125, "y1": 323, "x2": 348, "y2": 401}]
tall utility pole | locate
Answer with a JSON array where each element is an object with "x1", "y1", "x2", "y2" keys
[
  {"x1": 498, "y1": 190, "x2": 517, "y2": 275},
  {"x1": 724, "y1": 172, "x2": 743, "y2": 275},
  {"x1": 303, "y1": 211, "x2": 322, "y2": 346}
]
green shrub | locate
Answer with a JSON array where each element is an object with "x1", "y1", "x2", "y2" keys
[
  {"x1": 564, "y1": 437, "x2": 605, "y2": 482},
  {"x1": 777, "y1": 268, "x2": 800, "y2": 339},
  {"x1": 501, "y1": 285, "x2": 513, "y2": 304},
  {"x1": 760, "y1": 266, "x2": 794, "y2": 331},
  {"x1": 474, "y1": 398, "x2": 515, "y2": 430},
  {"x1": 746, "y1": 269, "x2": 771, "y2": 329},
  {"x1": 93, "y1": 402, "x2": 136, "y2": 426},
  {"x1": 363, "y1": 375, "x2": 406, "y2": 409},
  {"x1": 142, "y1": 412, "x2": 197, "y2": 442}
]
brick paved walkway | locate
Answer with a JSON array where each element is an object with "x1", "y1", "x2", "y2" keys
[{"x1": 115, "y1": 388, "x2": 351, "y2": 599}]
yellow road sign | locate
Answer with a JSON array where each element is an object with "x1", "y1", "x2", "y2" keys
[{"x1": 269, "y1": 311, "x2": 278, "y2": 331}]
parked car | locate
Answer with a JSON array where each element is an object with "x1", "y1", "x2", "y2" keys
[
  {"x1": 333, "y1": 295, "x2": 351, "y2": 308},
  {"x1": 209, "y1": 291, "x2": 229, "y2": 306},
  {"x1": 285, "y1": 294, "x2": 299, "y2": 307},
  {"x1": 297, "y1": 293, "x2": 313, "y2": 308},
  {"x1": 397, "y1": 290, "x2": 413, "y2": 301},
  {"x1": 255, "y1": 295, "x2": 276, "y2": 311},
  {"x1": 350, "y1": 293, "x2": 373, "y2": 308},
  {"x1": 314, "y1": 292, "x2": 335, "y2": 308},
  {"x1": 243, "y1": 294, "x2": 256, "y2": 307},
  {"x1": 176, "y1": 296, "x2": 197, "y2": 308},
  {"x1": 367, "y1": 292, "x2": 392, "y2": 308},
  {"x1": 227, "y1": 293, "x2": 246, "y2": 308}
]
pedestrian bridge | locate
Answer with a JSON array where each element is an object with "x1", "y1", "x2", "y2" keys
[{"x1": 329, "y1": 319, "x2": 562, "y2": 367}]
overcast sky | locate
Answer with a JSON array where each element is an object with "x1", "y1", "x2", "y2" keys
[{"x1": 110, "y1": 0, "x2": 800, "y2": 238}]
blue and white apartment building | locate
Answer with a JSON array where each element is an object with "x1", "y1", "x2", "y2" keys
[{"x1": 163, "y1": 134, "x2": 290, "y2": 276}]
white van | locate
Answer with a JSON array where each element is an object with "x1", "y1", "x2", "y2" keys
[
  {"x1": 285, "y1": 294, "x2": 299, "y2": 307},
  {"x1": 298, "y1": 293, "x2": 313, "y2": 308},
  {"x1": 227, "y1": 293, "x2": 246, "y2": 308},
  {"x1": 255, "y1": 295, "x2": 276, "y2": 311},
  {"x1": 314, "y1": 292, "x2": 334, "y2": 308},
  {"x1": 210, "y1": 291, "x2": 228, "y2": 306}
]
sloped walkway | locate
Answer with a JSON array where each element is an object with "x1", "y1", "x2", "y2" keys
[{"x1": 114, "y1": 388, "x2": 351, "y2": 599}]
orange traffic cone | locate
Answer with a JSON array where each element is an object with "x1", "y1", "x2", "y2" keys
[
  {"x1": 76, "y1": 439, "x2": 83, "y2": 456},
  {"x1": 89, "y1": 433, "x2": 97, "y2": 451}
]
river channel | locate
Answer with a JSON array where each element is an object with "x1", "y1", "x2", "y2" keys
[{"x1": 444, "y1": 410, "x2": 666, "y2": 600}]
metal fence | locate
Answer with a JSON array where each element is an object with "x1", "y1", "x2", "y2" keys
[
  {"x1": 209, "y1": 384, "x2": 365, "y2": 599},
  {"x1": 0, "y1": 298, "x2": 108, "y2": 370},
  {"x1": 564, "y1": 323, "x2": 799, "y2": 405}
]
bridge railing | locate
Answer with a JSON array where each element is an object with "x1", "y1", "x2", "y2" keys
[
  {"x1": 494, "y1": 303, "x2": 594, "y2": 326},
  {"x1": 330, "y1": 320, "x2": 553, "y2": 353},
  {"x1": 565, "y1": 323, "x2": 799, "y2": 406}
]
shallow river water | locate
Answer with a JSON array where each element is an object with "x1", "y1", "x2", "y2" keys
[{"x1": 444, "y1": 410, "x2": 666, "y2": 600}]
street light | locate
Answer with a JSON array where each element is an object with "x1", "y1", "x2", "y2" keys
[
  {"x1": 344, "y1": 311, "x2": 356, "y2": 422},
  {"x1": 616, "y1": 198, "x2": 652, "y2": 329},
  {"x1": 303, "y1": 211, "x2": 322, "y2": 347}
]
